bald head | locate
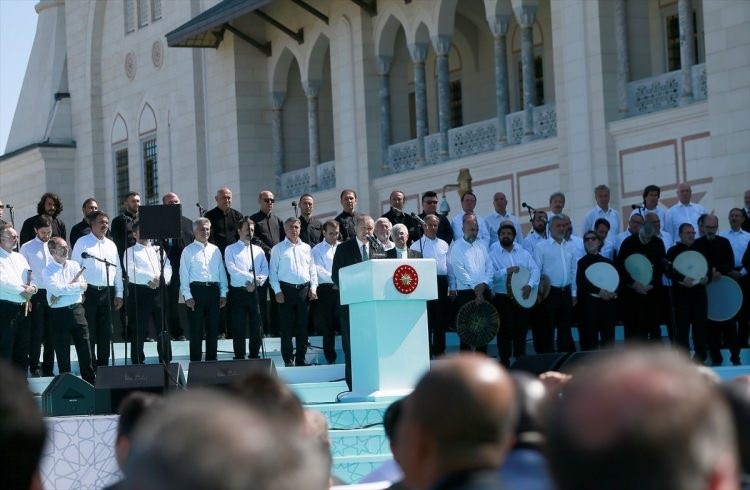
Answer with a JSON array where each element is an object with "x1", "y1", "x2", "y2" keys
[
  {"x1": 546, "y1": 348, "x2": 738, "y2": 490},
  {"x1": 398, "y1": 354, "x2": 517, "y2": 490}
]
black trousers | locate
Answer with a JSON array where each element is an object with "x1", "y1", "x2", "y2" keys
[
  {"x1": 83, "y1": 286, "x2": 114, "y2": 367},
  {"x1": 427, "y1": 275, "x2": 449, "y2": 357},
  {"x1": 455, "y1": 289, "x2": 490, "y2": 353},
  {"x1": 339, "y1": 304, "x2": 352, "y2": 390},
  {"x1": 0, "y1": 300, "x2": 30, "y2": 373},
  {"x1": 278, "y1": 282, "x2": 310, "y2": 365},
  {"x1": 165, "y1": 275, "x2": 187, "y2": 339},
  {"x1": 188, "y1": 283, "x2": 220, "y2": 361},
  {"x1": 493, "y1": 293, "x2": 530, "y2": 366},
  {"x1": 29, "y1": 290, "x2": 55, "y2": 375},
  {"x1": 128, "y1": 284, "x2": 169, "y2": 364},
  {"x1": 312, "y1": 283, "x2": 338, "y2": 363},
  {"x1": 672, "y1": 286, "x2": 708, "y2": 361},
  {"x1": 258, "y1": 283, "x2": 280, "y2": 338},
  {"x1": 51, "y1": 304, "x2": 95, "y2": 384},
  {"x1": 539, "y1": 286, "x2": 575, "y2": 353},
  {"x1": 579, "y1": 295, "x2": 616, "y2": 351},
  {"x1": 228, "y1": 286, "x2": 261, "y2": 359},
  {"x1": 622, "y1": 286, "x2": 662, "y2": 342},
  {"x1": 708, "y1": 318, "x2": 740, "y2": 365}
]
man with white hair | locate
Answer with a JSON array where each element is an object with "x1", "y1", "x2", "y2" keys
[
  {"x1": 665, "y1": 183, "x2": 706, "y2": 238},
  {"x1": 386, "y1": 224, "x2": 421, "y2": 259}
]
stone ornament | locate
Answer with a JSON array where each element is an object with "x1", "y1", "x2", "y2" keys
[
  {"x1": 152, "y1": 40, "x2": 163, "y2": 69},
  {"x1": 125, "y1": 51, "x2": 136, "y2": 80}
]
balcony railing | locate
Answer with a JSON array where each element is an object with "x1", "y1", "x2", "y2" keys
[
  {"x1": 278, "y1": 160, "x2": 336, "y2": 199},
  {"x1": 385, "y1": 103, "x2": 557, "y2": 174},
  {"x1": 627, "y1": 63, "x2": 707, "y2": 116}
]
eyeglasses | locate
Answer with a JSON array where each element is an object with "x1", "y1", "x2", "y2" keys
[{"x1": 264, "y1": 198, "x2": 275, "y2": 203}]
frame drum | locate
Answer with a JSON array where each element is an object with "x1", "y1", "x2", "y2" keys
[
  {"x1": 584, "y1": 262, "x2": 619, "y2": 298},
  {"x1": 507, "y1": 267, "x2": 539, "y2": 309},
  {"x1": 624, "y1": 253, "x2": 653, "y2": 285},
  {"x1": 706, "y1": 276, "x2": 743, "y2": 322},
  {"x1": 672, "y1": 250, "x2": 708, "y2": 284}
]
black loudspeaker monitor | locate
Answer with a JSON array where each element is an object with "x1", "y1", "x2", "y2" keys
[
  {"x1": 558, "y1": 350, "x2": 608, "y2": 374},
  {"x1": 95, "y1": 363, "x2": 186, "y2": 414},
  {"x1": 138, "y1": 204, "x2": 182, "y2": 240},
  {"x1": 187, "y1": 359, "x2": 277, "y2": 388},
  {"x1": 510, "y1": 352, "x2": 571, "y2": 376},
  {"x1": 42, "y1": 373, "x2": 96, "y2": 417}
]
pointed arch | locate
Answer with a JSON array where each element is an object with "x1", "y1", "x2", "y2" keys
[
  {"x1": 304, "y1": 32, "x2": 330, "y2": 84},
  {"x1": 111, "y1": 113, "x2": 128, "y2": 144},
  {"x1": 138, "y1": 103, "x2": 157, "y2": 135},
  {"x1": 270, "y1": 45, "x2": 299, "y2": 94}
]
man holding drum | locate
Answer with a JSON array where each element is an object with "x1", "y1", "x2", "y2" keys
[
  {"x1": 489, "y1": 222, "x2": 540, "y2": 366},
  {"x1": 576, "y1": 231, "x2": 619, "y2": 350},
  {"x1": 721, "y1": 208, "x2": 750, "y2": 348},
  {"x1": 666, "y1": 223, "x2": 709, "y2": 362}
]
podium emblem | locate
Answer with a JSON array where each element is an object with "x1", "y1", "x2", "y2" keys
[{"x1": 393, "y1": 265, "x2": 419, "y2": 294}]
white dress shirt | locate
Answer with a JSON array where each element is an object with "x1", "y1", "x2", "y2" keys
[
  {"x1": 269, "y1": 238, "x2": 317, "y2": 294},
  {"x1": 657, "y1": 231, "x2": 674, "y2": 251},
  {"x1": 20, "y1": 237, "x2": 52, "y2": 288},
  {"x1": 71, "y1": 233, "x2": 124, "y2": 298},
  {"x1": 0, "y1": 249, "x2": 33, "y2": 304},
  {"x1": 601, "y1": 239, "x2": 615, "y2": 260},
  {"x1": 485, "y1": 211, "x2": 523, "y2": 246},
  {"x1": 533, "y1": 238, "x2": 578, "y2": 296},
  {"x1": 665, "y1": 202, "x2": 706, "y2": 239},
  {"x1": 357, "y1": 237, "x2": 370, "y2": 260},
  {"x1": 489, "y1": 242, "x2": 540, "y2": 295},
  {"x1": 225, "y1": 240, "x2": 268, "y2": 288},
  {"x1": 411, "y1": 236, "x2": 449, "y2": 275},
  {"x1": 565, "y1": 235, "x2": 586, "y2": 260},
  {"x1": 43, "y1": 260, "x2": 85, "y2": 308},
  {"x1": 378, "y1": 239, "x2": 395, "y2": 251},
  {"x1": 582, "y1": 206, "x2": 621, "y2": 238},
  {"x1": 721, "y1": 228, "x2": 750, "y2": 274},
  {"x1": 312, "y1": 240, "x2": 338, "y2": 284},
  {"x1": 447, "y1": 238, "x2": 492, "y2": 291},
  {"x1": 523, "y1": 231, "x2": 547, "y2": 255},
  {"x1": 451, "y1": 212, "x2": 491, "y2": 248},
  {"x1": 124, "y1": 242, "x2": 172, "y2": 286},
  {"x1": 179, "y1": 241, "x2": 229, "y2": 301}
]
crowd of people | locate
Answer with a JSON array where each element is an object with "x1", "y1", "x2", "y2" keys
[{"x1": 0, "y1": 184, "x2": 749, "y2": 384}]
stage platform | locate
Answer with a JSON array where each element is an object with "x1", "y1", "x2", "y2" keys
[{"x1": 31, "y1": 331, "x2": 750, "y2": 489}]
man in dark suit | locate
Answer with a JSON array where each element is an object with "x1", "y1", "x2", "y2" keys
[
  {"x1": 161, "y1": 192, "x2": 193, "y2": 340},
  {"x1": 332, "y1": 214, "x2": 375, "y2": 390},
  {"x1": 298, "y1": 193, "x2": 322, "y2": 246},
  {"x1": 385, "y1": 223, "x2": 422, "y2": 259},
  {"x1": 382, "y1": 190, "x2": 420, "y2": 245},
  {"x1": 419, "y1": 191, "x2": 453, "y2": 244},
  {"x1": 335, "y1": 189, "x2": 358, "y2": 241}
]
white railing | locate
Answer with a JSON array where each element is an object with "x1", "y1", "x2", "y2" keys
[
  {"x1": 627, "y1": 63, "x2": 706, "y2": 115},
  {"x1": 448, "y1": 118, "x2": 497, "y2": 159},
  {"x1": 278, "y1": 160, "x2": 336, "y2": 199}
]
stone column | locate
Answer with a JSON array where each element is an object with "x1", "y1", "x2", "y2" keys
[
  {"x1": 488, "y1": 15, "x2": 511, "y2": 147},
  {"x1": 514, "y1": 5, "x2": 537, "y2": 142},
  {"x1": 678, "y1": 0, "x2": 695, "y2": 105},
  {"x1": 377, "y1": 55, "x2": 393, "y2": 171},
  {"x1": 409, "y1": 42, "x2": 429, "y2": 165},
  {"x1": 614, "y1": 0, "x2": 630, "y2": 114},
  {"x1": 304, "y1": 81, "x2": 320, "y2": 190},
  {"x1": 271, "y1": 91, "x2": 286, "y2": 191},
  {"x1": 434, "y1": 35, "x2": 452, "y2": 161}
]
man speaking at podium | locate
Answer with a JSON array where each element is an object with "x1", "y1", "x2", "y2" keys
[{"x1": 332, "y1": 214, "x2": 376, "y2": 390}]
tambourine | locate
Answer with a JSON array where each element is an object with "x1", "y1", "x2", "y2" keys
[
  {"x1": 673, "y1": 250, "x2": 708, "y2": 284},
  {"x1": 624, "y1": 253, "x2": 653, "y2": 285},
  {"x1": 707, "y1": 276, "x2": 743, "y2": 322},
  {"x1": 584, "y1": 262, "x2": 619, "y2": 298},
  {"x1": 456, "y1": 301, "x2": 500, "y2": 347},
  {"x1": 507, "y1": 267, "x2": 538, "y2": 309}
]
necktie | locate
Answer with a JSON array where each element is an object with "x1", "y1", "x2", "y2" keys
[{"x1": 362, "y1": 244, "x2": 368, "y2": 261}]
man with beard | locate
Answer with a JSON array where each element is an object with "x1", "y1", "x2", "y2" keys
[
  {"x1": 694, "y1": 214, "x2": 741, "y2": 365},
  {"x1": 70, "y1": 198, "x2": 101, "y2": 249},
  {"x1": 19, "y1": 192, "x2": 66, "y2": 245},
  {"x1": 490, "y1": 222, "x2": 539, "y2": 366},
  {"x1": 614, "y1": 212, "x2": 644, "y2": 256},
  {"x1": 419, "y1": 191, "x2": 452, "y2": 244},
  {"x1": 335, "y1": 189, "x2": 358, "y2": 241},
  {"x1": 111, "y1": 191, "x2": 140, "y2": 260},
  {"x1": 576, "y1": 230, "x2": 618, "y2": 350},
  {"x1": 374, "y1": 217, "x2": 394, "y2": 255},
  {"x1": 522, "y1": 210, "x2": 547, "y2": 254},
  {"x1": 205, "y1": 187, "x2": 244, "y2": 255},
  {"x1": 616, "y1": 220, "x2": 665, "y2": 342},
  {"x1": 297, "y1": 194, "x2": 322, "y2": 247},
  {"x1": 666, "y1": 223, "x2": 709, "y2": 362}
]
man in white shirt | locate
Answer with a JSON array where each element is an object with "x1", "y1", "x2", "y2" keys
[
  {"x1": 20, "y1": 215, "x2": 54, "y2": 377},
  {"x1": 665, "y1": 183, "x2": 706, "y2": 239},
  {"x1": 0, "y1": 224, "x2": 36, "y2": 372},
  {"x1": 124, "y1": 222, "x2": 173, "y2": 364},
  {"x1": 564, "y1": 216, "x2": 585, "y2": 260},
  {"x1": 630, "y1": 184, "x2": 667, "y2": 226},
  {"x1": 742, "y1": 189, "x2": 750, "y2": 232},
  {"x1": 71, "y1": 211, "x2": 124, "y2": 368},
  {"x1": 450, "y1": 192, "x2": 490, "y2": 247},
  {"x1": 534, "y1": 215, "x2": 578, "y2": 353},
  {"x1": 593, "y1": 218, "x2": 616, "y2": 260},
  {"x1": 44, "y1": 237, "x2": 95, "y2": 383},
  {"x1": 523, "y1": 210, "x2": 548, "y2": 254},
  {"x1": 225, "y1": 217, "x2": 268, "y2": 360},
  {"x1": 485, "y1": 192, "x2": 522, "y2": 247},
  {"x1": 411, "y1": 215, "x2": 450, "y2": 357},
  {"x1": 179, "y1": 218, "x2": 228, "y2": 362},
  {"x1": 582, "y1": 185, "x2": 620, "y2": 239},
  {"x1": 448, "y1": 214, "x2": 493, "y2": 352},
  {"x1": 312, "y1": 220, "x2": 340, "y2": 364},
  {"x1": 721, "y1": 208, "x2": 750, "y2": 347},
  {"x1": 270, "y1": 218, "x2": 318, "y2": 367},
  {"x1": 489, "y1": 222, "x2": 540, "y2": 366},
  {"x1": 547, "y1": 192, "x2": 576, "y2": 236}
]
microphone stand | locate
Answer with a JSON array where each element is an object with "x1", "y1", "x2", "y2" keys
[
  {"x1": 412, "y1": 213, "x2": 425, "y2": 257},
  {"x1": 196, "y1": 203, "x2": 205, "y2": 217},
  {"x1": 156, "y1": 240, "x2": 176, "y2": 392},
  {"x1": 5, "y1": 205, "x2": 15, "y2": 229},
  {"x1": 84, "y1": 252, "x2": 118, "y2": 366}
]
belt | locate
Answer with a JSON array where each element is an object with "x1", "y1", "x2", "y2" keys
[
  {"x1": 317, "y1": 282, "x2": 335, "y2": 288},
  {"x1": 131, "y1": 283, "x2": 154, "y2": 288},
  {"x1": 191, "y1": 281, "x2": 219, "y2": 287},
  {"x1": 88, "y1": 284, "x2": 110, "y2": 291},
  {"x1": 280, "y1": 281, "x2": 310, "y2": 290},
  {"x1": 67, "y1": 302, "x2": 83, "y2": 309},
  {"x1": 549, "y1": 285, "x2": 571, "y2": 292}
]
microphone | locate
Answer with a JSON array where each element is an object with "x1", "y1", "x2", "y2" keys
[
  {"x1": 291, "y1": 201, "x2": 297, "y2": 208},
  {"x1": 2, "y1": 204, "x2": 12, "y2": 209},
  {"x1": 411, "y1": 213, "x2": 426, "y2": 226},
  {"x1": 81, "y1": 251, "x2": 93, "y2": 259},
  {"x1": 522, "y1": 202, "x2": 536, "y2": 212},
  {"x1": 631, "y1": 204, "x2": 642, "y2": 210},
  {"x1": 365, "y1": 234, "x2": 383, "y2": 252},
  {"x1": 81, "y1": 251, "x2": 115, "y2": 267}
]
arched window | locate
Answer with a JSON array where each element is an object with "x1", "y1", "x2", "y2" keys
[
  {"x1": 111, "y1": 114, "x2": 130, "y2": 208},
  {"x1": 139, "y1": 104, "x2": 158, "y2": 204}
]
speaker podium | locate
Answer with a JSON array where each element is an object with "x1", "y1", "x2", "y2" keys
[{"x1": 339, "y1": 259, "x2": 437, "y2": 402}]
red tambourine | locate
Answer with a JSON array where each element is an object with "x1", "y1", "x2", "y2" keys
[{"x1": 393, "y1": 264, "x2": 419, "y2": 294}]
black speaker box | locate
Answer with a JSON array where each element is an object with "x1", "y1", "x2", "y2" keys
[
  {"x1": 510, "y1": 352, "x2": 571, "y2": 375},
  {"x1": 558, "y1": 350, "x2": 609, "y2": 373},
  {"x1": 95, "y1": 363, "x2": 185, "y2": 414},
  {"x1": 187, "y1": 359, "x2": 277, "y2": 388},
  {"x1": 42, "y1": 373, "x2": 96, "y2": 416}
]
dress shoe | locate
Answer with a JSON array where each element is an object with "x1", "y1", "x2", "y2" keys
[
  {"x1": 30, "y1": 368, "x2": 41, "y2": 378},
  {"x1": 176, "y1": 335, "x2": 187, "y2": 341},
  {"x1": 217, "y1": 333, "x2": 226, "y2": 340},
  {"x1": 284, "y1": 361, "x2": 294, "y2": 367}
]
